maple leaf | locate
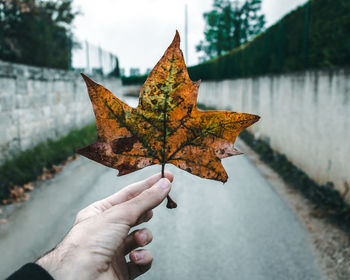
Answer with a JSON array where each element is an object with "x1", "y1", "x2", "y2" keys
[{"x1": 77, "y1": 31, "x2": 260, "y2": 208}]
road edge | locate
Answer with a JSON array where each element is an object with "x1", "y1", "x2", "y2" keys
[{"x1": 237, "y1": 138, "x2": 350, "y2": 280}]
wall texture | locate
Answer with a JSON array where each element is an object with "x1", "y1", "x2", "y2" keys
[
  {"x1": 0, "y1": 60, "x2": 122, "y2": 162},
  {"x1": 197, "y1": 68, "x2": 350, "y2": 201}
]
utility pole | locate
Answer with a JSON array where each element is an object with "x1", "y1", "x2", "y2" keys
[
  {"x1": 185, "y1": 4, "x2": 188, "y2": 64},
  {"x1": 98, "y1": 46, "x2": 103, "y2": 74},
  {"x1": 85, "y1": 40, "x2": 90, "y2": 73}
]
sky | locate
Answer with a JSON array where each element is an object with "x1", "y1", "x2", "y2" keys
[{"x1": 72, "y1": 0, "x2": 308, "y2": 75}]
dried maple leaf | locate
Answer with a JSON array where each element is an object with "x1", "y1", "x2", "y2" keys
[{"x1": 77, "y1": 31, "x2": 260, "y2": 208}]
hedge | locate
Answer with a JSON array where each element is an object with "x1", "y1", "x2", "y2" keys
[
  {"x1": 122, "y1": 0, "x2": 350, "y2": 85},
  {"x1": 239, "y1": 130, "x2": 350, "y2": 233}
]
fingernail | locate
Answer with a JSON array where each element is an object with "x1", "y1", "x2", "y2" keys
[
  {"x1": 139, "y1": 231, "x2": 147, "y2": 243},
  {"x1": 133, "y1": 251, "x2": 143, "y2": 261},
  {"x1": 157, "y1": 178, "x2": 170, "y2": 190}
]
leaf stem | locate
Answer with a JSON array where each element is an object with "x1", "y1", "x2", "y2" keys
[
  {"x1": 161, "y1": 163, "x2": 177, "y2": 209},
  {"x1": 161, "y1": 162, "x2": 165, "y2": 177},
  {"x1": 166, "y1": 194, "x2": 177, "y2": 209}
]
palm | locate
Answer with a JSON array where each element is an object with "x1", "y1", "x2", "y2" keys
[{"x1": 37, "y1": 173, "x2": 172, "y2": 280}]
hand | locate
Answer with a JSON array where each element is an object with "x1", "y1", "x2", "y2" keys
[{"x1": 36, "y1": 172, "x2": 173, "y2": 280}]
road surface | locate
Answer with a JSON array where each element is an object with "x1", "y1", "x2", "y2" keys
[{"x1": 0, "y1": 153, "x2": 323, "y2": 279}]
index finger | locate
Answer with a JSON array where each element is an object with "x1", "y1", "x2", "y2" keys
[
  {"x1": 104, "y1": 171, "x2": 174, "y2": 207},
  {"x1": 106, "y1": 178, "x2": 172, "y2": 226}
]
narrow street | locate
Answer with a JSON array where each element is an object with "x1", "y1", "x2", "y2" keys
[{"x1": 0, "y1": 151, "x2": 322, "y2": 279}]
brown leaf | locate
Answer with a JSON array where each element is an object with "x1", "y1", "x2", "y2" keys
[
  {"x1": 78, "y1": 31, "x2": 259, "y2": 207},
  {"x1": 66, "y1": 155, "x2": 77, "y2": 162},
  {"x1": 23, "y1": 183, "x2": 34, "y2": 191},
  {"x1": 0, "y1": 219, "x2": 8, "y2": 224},
  {"x1": 52, "y1": 165, "x2": 63, "y2": 174},
  {"x1": 38, "y1": 168, "x2": 54, "y2": 181},
  {"x1": 9, "y1": 186, "x2": 25, "y2": 201}
]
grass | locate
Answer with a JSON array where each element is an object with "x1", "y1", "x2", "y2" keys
[
  {"x1": 0, "y1": 123, "x2": 97, "y2": 202},
  {"x1": 239, "y1": 130, "x2": 350, "y2": 232}
]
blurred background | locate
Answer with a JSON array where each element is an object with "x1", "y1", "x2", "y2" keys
[{"x1": 0, "y1": 0, "x2": 349, "y2": 279}]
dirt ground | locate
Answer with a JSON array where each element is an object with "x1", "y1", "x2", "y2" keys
[{"x1": 238, "y1": 139, "x2": 350, "y2": 280}]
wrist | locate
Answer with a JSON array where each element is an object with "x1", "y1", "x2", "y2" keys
[{"x1": 36, "y1": 245, "x2": 93, "y2": 280}]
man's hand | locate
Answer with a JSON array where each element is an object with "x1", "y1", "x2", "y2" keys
[{"x1": 36, "y1": 172, "x2": 173, "y2": 280}]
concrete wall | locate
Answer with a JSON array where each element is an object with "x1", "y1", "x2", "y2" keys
[
  {"x1": 0, "y1": 60, "x2": 122, "y2": 162},
  {"x1": 197, "y1": 69, "x2": 350, "y2": 201}
]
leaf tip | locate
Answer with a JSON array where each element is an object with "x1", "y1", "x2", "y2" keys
[
  {"x1": 170, "y1": 30, "x2": 181, "y2": 48},
  {"x1": 234, "y1": 148, "x2": 244, "y2": 156},
  {"x1": 253, "y1": 114, "x2": 261, "y2": 123},
  {"x1": 195, "y1": 79, "x2": 202, "y2": 87},
  {"x1": 81, "y1": 73, "x2": 98, "y2": 88}
]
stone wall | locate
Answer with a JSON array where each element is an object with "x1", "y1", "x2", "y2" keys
[
  {"x1": 197, "y1": 68, "x2": 350, "y2": 201},
  {"x1": 0, "y1": 60, "x2": 122, "y2": 162}
]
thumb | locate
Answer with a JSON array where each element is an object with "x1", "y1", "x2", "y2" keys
[{"x1": 106, "y1": 178, "x2": 171, "y2": 225}]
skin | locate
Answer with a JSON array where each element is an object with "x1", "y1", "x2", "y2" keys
[{"x1": 36, "y1": 172, "x2": 174, "y2": 280}]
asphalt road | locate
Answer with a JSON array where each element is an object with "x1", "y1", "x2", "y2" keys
[{"x1": 0, "y1": 154, "x2": 323, "y2": 279}]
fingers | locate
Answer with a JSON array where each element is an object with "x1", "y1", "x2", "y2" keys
[
  {"x1": 124, "y1": 228, "x2": 153, "y2": 255},
  {"x1": 74, "y1": 172, "x2": 173, "y2": 224},
  {"x1": 107, "y1": 178, "x2": 171, "y2": 225},
  {"x1": 104, "y1": 171, "x2": 174, "y2": 207},
  {"x1": 127, "y1": 250, "x2": 153, "y2": 279}
]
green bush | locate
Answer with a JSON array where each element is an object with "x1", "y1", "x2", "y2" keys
[
  {"x1": 122, "y1": 75, "x2": 148, "y2": 85},
  {"x1": 0, "y1": 123, "x2": 97, "y2": 202}
]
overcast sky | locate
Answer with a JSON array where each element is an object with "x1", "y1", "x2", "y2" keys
[{"x1": 72, "y1": 0, "x2": 308, "y2": 75}]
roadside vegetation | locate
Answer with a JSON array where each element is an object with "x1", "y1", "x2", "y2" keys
[
  {"x1": 239, "y1": 130, "x2": 350, "y2": 233},
  {"x1": 0, "y1": 123, "x2": 97, "y2": 203}
]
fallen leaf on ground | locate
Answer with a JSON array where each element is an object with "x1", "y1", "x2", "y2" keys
[
  {"x1": 9, "y1": 186, "x2": 25, "y2": 202},
  {"x1": 78, "y1": 31, "x2": 260, "y2": 208},
  {"x1": 38, "y1": 168, "x2": 54, "y2": 181},
  {"x1": 23, "y1": 183, "x2": 34, "y2": 191},
  {"x1": 52, "y1": 165, "x2": 63, "y2": 174},
  {"x1": 0, "y1": 219, "x2": 8, "y2": 224}
]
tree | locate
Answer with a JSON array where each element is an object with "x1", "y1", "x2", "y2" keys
[
  {"x1": 0, "y1": 0, "x2": 78, "y2": 70},
  {"x1": 196, "y1": 0, "x2": 265, "y2": 61},
  {"x1": 108, "y1": 57, "x2": 121, "y2": 78}
]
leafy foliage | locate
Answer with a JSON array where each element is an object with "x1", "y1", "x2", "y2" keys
[
  {"x1": 78, "y1": 32, "x2": 259, "y2": 207},
  {"x1": 0, "y1": 123, "x2": 97, "y2": 203},
  {"x1": 108, "y1": 57, "x2": 121, "y2": 78},
  {"x1": 0, "y1": 0, "x2": 78, "y2": 69},
  {"x1": 196, "y1": 0, "x2": 265, "y2": 60},
  {"x1": 189, "y1": 0, "x2": 350, "y2": 81}
]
